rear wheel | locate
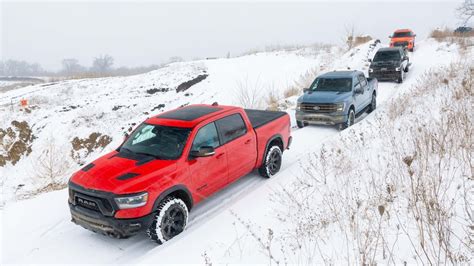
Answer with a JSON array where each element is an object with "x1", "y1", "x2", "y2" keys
[
  {"x1": 148, "y1": 196, "x2": 189, "y2": 244},
  {"x1": 368, "y1": 94, "x2": 376, "y2": 113},
  {"x1": 258, "y1": 145, "x2": 282, "y2": 178}
]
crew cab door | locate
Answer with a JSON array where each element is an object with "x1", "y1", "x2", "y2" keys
[
  {"x1": 357, "y1": 74, "x2": 372, "y2": 108},
  {"x1": 400, "y1": 49, "x2": 409, "y2": 70},
  {"x1": 187, "y1": 122, "x2": 228, "y2": 200},
  {"x1": 353, "y1": 77, "x2": 365, "y2": 113},
  {"x1": 215, "y1": 113, "x2": 256, "y2": 184}
]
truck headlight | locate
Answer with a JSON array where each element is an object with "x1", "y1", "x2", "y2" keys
[
  {"x1": 369, "y1": 68, "x2": 373, "y2": 73},
  {"x1": 395, "y1": 67, "x2": 401, "y2": 71},
  {"x1": 335, "y1": 103, "x2": 345, "y2": 112},
  {"x1": 115, "y1": 192, "x2": 148, "y2": 209},
  {"x1": 296, "y1": 102, "x2": 301, "y2": 110}
]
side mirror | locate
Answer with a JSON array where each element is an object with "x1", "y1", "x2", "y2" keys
[
  {"x1": 413, "y1": 34, "x2": 417, "y2": 37},
  {"x1": 123, "y1": 132, "x2": 129, "y2": 140},
  {"x1": 368, "y1": 58, "x2": 372, "y2": 63},
  {"x1": 354, "y1": 87, "x2": 363, "y2": 94},
  {"x1": 190, "y1": 146, "x2": 215, "y2": 158},
  {"x1": 389, "y1": 35, "x2": 392, "y2": 38},
  {"x1": 303, "y1": 88, "x2": 309, "y2": 92}
]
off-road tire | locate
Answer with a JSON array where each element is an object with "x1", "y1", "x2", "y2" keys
[
  {"x1": 339, "y1": 108, "x2": 355, "y2": 130},
  {"x1": 258, "y1": 145, "x2": 282, "y2": 178},
  {"x1": 367, "y1": 93, "x2": 376, "y2": 113},
  {"x1": 296, "y1": 120, "x2": 307, "y2": 128},
  {"x1": 147, "y1": 196, "x2": 189, "y2": 244},
  {"x1": 397, "y1": 70, "x2": 404, "y2": 83}
]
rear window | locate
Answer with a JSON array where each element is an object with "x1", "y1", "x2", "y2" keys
[
  {"x1": 373, "y1": 51, "x2": 401, "y2": 61},
  {"x1": 215, "y1": 114, "x2": 247, "y2": 144},
  {"x1": 393, "y1": 31, "x2": 412, "y2": 38}
]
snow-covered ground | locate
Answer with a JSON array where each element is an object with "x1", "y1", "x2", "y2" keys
[{"x1": 1, "y1": 39, "x2": 469, "y2": 264}]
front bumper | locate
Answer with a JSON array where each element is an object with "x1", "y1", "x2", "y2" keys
[
  {"x1": 70, "y1": 203, "x2": 154, "y2": 238},
  {"x1": 296, "y1": 111, "x2": 347, "y2": 125},
  {"x1": 68, "y1": 181, "x2": 153, "y2": 238},
  {"x1": 369, "y1": 70, "x2": 399, "y2": 81}
]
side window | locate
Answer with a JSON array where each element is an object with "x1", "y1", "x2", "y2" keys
[
  {"x1": 215, "y1": 114, "x2": 247, "y2": 144},
  {"x1": 191, "y1": 122, "x2": 220, "y2": 151},
  {"x1": 354, "y1": 79, "x2": 361, "y2": 90},
  {"x1": 358, "y1": 75, "x2": 367, "y2": 87}
]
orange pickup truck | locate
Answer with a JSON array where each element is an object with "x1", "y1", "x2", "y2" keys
[{"x1": 389, "y1": 29, "x2": 416, "y2": 52}]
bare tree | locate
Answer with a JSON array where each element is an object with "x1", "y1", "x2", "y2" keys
[
  {"x1": 0, "y1": 60, "x2": 45, "y2": 76},
  {"x1": 457, "y1": 0, "x2": 474, "y2": 24},
  {"x1": 91, "y1": 54, "x2": 114, "y2": 73},
  {"x1": 61, "y1": 58, "x2": 84, "y2": 76},
  {"x1": 343, "y1": 24, "x2": 357, "y2": 51},
  {"x1": 35, "y1": 137, "x2": 70, "y2": 187}
]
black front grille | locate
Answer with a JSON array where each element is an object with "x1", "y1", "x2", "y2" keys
[
  {"x1": 393, "y1": 41, "x2": 408, "y2": 47},
  {"x1": 301, "y1": 103, "x2": 337, "y2": 113},
  {"x1": 76, "y1": 196, "x2": 100, "y2": 212},
  {"x1": 71, "y1": 190, "x2": 115, "y2": 215}
]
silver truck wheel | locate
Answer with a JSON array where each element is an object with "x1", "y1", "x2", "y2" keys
[{"x1": 148, "y1": 197, "x2": 189, "y2": 244}]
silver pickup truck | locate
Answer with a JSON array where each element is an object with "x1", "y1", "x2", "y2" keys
[{"x1": 296, "y1": 70, "x2": 378, "y2": 130}]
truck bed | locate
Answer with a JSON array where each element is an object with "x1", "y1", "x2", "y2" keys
[{"x1": 244, "y1": 109, "x2": 287, "y2": 129}]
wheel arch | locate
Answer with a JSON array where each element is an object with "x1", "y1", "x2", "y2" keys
[
  {"x1": 152, "y1": 185, "x2": 194, "y2": 212},
  {"x1": 261, "y1": 134, "x2": 284, "y2": 165}
]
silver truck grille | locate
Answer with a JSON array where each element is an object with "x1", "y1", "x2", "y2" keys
[{"x1": 300, "y1": 103, "x2": 337, "y2": 113}]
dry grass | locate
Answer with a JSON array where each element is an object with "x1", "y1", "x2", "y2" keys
[
  {"x1": 430, "y1": 27, "x2": 474, "y2": 50},
  {"x1": 236, "y1": 62, "x2": 473, "y2": 264}
]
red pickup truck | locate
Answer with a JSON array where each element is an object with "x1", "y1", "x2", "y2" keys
[{"x1": 68, "y1": 104, "x2": 291, "y2": 244}]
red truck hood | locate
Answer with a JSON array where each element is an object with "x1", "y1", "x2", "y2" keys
[{"x1": 70, "y1": 151, "x2": 177, "y2": 194}]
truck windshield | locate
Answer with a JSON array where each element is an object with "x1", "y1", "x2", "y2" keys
[
  {"x1": 373, "y1": 51, "x2": 400, "y2": 61},
  {"x1": 310, "y1": 78, "x2": 352, "y2": 92},
  {"x1": 120, "y1": 123, "x2": 191, "y2": 160},
  {"x1": 393, "y1": 32, "x2": 412, "y2": 37}
]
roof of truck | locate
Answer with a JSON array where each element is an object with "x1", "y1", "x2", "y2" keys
[
  {"x1": 394, "y1": 29, "x2": 413, "y2": 33},
  {"x1": 145, "y1": 104, "x2": 240, "y2": 128},
  {"x1": 320, "y1": 70, "x2": 361, "y2": 78},
  {"x1": 377, "y1": 47, "x2": 403, "y2": 52}
]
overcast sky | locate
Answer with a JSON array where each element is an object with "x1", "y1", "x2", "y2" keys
[{"x1": 1, "y1": 1, "x2": 463, "y2": 70}]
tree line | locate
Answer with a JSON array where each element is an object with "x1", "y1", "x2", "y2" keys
[{"x1": 0, "y1": 54, "x2": 184, "y2": 78}]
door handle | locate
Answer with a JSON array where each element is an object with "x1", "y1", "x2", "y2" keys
[
  {"x1": 244, "y1": 139, "x2": 252, "y2": 144},
  {"x1": 216, "y1": 153, "x2": 225, "y2": 159}
]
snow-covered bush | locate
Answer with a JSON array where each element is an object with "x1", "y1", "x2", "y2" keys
[{"x1": 243, "y1": 62, "x2": 473, "y2": 264}]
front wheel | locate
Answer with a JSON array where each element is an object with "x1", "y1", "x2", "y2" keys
[
  {"x1": 296, "y1": 120, "x2": 308, "y2": 128},
  {"x1": 258, "y1": 145, "x2": 282, "y2": 178},
  {"x1": 397, "y1": 69, "x2": 404, "y2": 83},
  {"x1": 148, "y1": 197, "x2": 189, "y2": 244},
  {"x1": 339, "y1": 108, "x2": 355, "y2": 130}
]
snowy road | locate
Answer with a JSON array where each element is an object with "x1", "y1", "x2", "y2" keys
[{"x1": 0, "y1": 40, "x2": 459, "y2": 264}]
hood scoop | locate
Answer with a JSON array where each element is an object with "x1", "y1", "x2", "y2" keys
[
  {"x1": 81, "y1": 163, "x2": 95, "y2": 172},
  {"x1": 117, "y1": 172, "x2": 140, "y2": 181}
]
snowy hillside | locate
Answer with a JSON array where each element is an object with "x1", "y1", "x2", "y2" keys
[
  {"x1": 0, "y1": 46, "x2": 336, "y2": 203},
  {"x1": 1, "y1": 39, "x2": 471, "y2": 264}
]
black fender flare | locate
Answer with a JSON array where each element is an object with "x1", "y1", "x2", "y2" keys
[
  {"x1": 152, "y1": 185, "x2": 194, "y2": 212},
  {"x1": 261, "y1": 134, "x2": 284, "y2": 165}
]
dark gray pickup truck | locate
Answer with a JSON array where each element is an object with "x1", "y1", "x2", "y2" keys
[
  {"x1": 369, "y1": 47, "x2": 410, "y2": 83},
  {"x1": 296, "y1": 70, "x2": 377, "y2": 130}
]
